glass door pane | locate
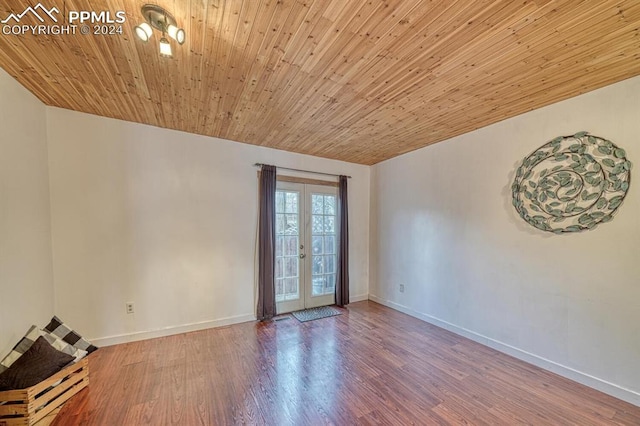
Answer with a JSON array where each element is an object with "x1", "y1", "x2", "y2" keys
[
  {"x1": 274, "y1": 182, "x2": 337, "y2": 313},
  {"x1": 310, "y1": 194, "x2": 337, "y2": 296},
  {"x1": 275, "y1": 183, "x2": 305, "y2": 313},
  {"x1": 305, "y1": 186, "x2": 337, "y2": 308}
]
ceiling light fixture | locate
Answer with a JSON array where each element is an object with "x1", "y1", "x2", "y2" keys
[
  {"x1": 134, "y1": 4, "x2": 185, "y2": 58},
  {"x1": 159, "y1": 37, "x2": 172, "y2": 57}
]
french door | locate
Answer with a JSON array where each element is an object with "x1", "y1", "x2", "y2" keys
[{"x1": 275, "y1": 182, "x2": 338, "y2": 313}]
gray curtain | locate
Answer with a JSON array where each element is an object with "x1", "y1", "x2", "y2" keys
[
  {"x1": 257, "y1": 164, "x2": 277, "y2": 320},
  {"x1": 335, "y1": 175, "x2": 350, "y2": 307}
]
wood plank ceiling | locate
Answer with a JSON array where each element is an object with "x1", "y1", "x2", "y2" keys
[{"x1": 0, "y1": 0, "x2": 639, "y2": 165}]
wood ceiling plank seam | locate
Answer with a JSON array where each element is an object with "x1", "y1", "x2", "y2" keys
[
  {"x1": 254, "y1": 18, "x2": 336, "y2": 121},
  {"x1": 249, "y1": 1, "x2": 335, "y2": 137},
  {"x1": 345, "y1": 0, "x2": 494, "y2": 97},
  {"x1": 409, "y1": 2, "x2": 555, "y2": 82},
  {"x1": 292, "y1": 0, "x2": 425, "y2": 105},
  {"x1": 248, "y1": 7, "x2": 344, "y2": 147},
  {"x1": 120, "y1": 2, "x2": 169, "y2": 127},
  {"x1": 248, "y1": 0, "x2": 318, "y2": 109},
  {"x1": 285, "y1": 80, "x2": 365, "y2": 135},
  {"x1": 533, "y1": 2, "x2": 640, "y2": 62},
  {"x1": 254, "y1": 0, "x2": 309, "y2": 66},
  {"x1": 176, "y1": 0, "x2": 204, "y2": 129},
  {"x1": 210, "y1": 0, "x2": 247, "y2": 136},
  {"x1": 376, "y1": 7, "x2": 552, "y2": 99},
  {"x1": 189, "y1": 0, "x2": 214, "y2": 128},
  {"x1": 553, "y1": 0, "x2": 622, "y2": 32},
  {"x1": 364, "y1": 69, "x2": 624, "y2": 159},
  {"x1": 385, "y1": 64, "x2": 640, "y2": 154},
  {"x1": 391, "y1": 41, "x2": 639, "y2": 123},
  {"x1": 215, "y1": 2, "x2": 270, "y2": 139},
  {"x1": 312, "y1": 6, "x2": 468, "y2": 83},
  {"x1": 262, "y1": 3, "x2": 376, "y2": 126},
  {"x1": 0, "y1": 20, "x2": 94, "y2": 109},
  {"x1": 505, "y1": 0, "x2": 566, "y2": 34},
  {"x1": 136, "y1": 0, "x2": 165, "y2": 126},
  {"x1": 160, "y1": 61, "x2": 181, "y2": 129},
  {"x1": 129, "y1": 0, "x2": 172, "y2": 128},
  {"x1": 217, "y1": 0, "x2": 264, "y2": 137},
  {"x1": 56, "y1": 40, "x2": 116, "y2": 114},
  {"x1": 274, "y1": 76, "x2": 356, "y2": 137},
  {"x1": 323, "y1": 0, "x2": 439, "y2": 82},
  {"x1": 89, "y1": 1, "x2": 144, "y2": 124},
  {"x1": 256, "y1": 18, "x2": 331, "y2": 108},
  {"x1": 194, "y1": 0, "x2": 225, "y2": 133},
  {"x1": 226, "y1": 0, "x2": 282, "y2": 140},
  {"x1": 297, "y1": 0, "x2": 392, "y2": 73},
  {"x1": 258, "y1": 79, "x2": 378, "y2": 151},
  {"x1": 352, "y1": 0, "x2": 437, "y2": 51},
  {"x1": 224, "y1": 3, "x2": 280, "y2": 141},
  {"x1": 465, "y1": 27, "x2": 640, "y2": 106},
  {"x1": 384, "y1": 90, "x2": 560, "y2": 144},
  {"x1": 298, "y1": 7, "x2": 456, "y2": 109},
  {"x1": 230, "y1": 0, "x2": 284, "y2": 96},
  {"x1": 357, "y1": 0, "x2": 465, "y2": 62},
  {"x1": 489, "y1": 38, "x2": 640, "y2": 99},
  {"x1": 355, "y1": 1, "x2": 540, "y2": 108},
  {"x1": 275, "y1": 0, "x2": 328, "y2": 66},
  {"x1": 379, "y1": 2, "x2": 640, "y2": 116},
  {"x1": 488, "y1": 0, "x2": 638, "y2": 69},
  {"x1": 0, "y1": 39, "x2": 68, "y2": 106},
  {"x1": 583, "y1": 40, "x2": 640, "y2": 68},
  {"x1": 276, "y1": 98, "x2": 372, "y2": 145},
  {"x1": 177, "y1": 22, "x2": 193, "y2": 131},
  {"x1": 311, "y1": 0, "x2": 437, "y2": 89},
  {"x1": 198, "y1": 0, "x2": 229, "y2": 134},
  {"x1": 498, "y1": 62, "x2": 640, "y2": 113},
  {"x1": 255, "y1": 0, "x2": 424, "y2": 145},
  {"x1": 54, "y1": 0, "x2": 119, "y2": 114},
  {"x1": 121, "y1": 28, "x2": 152, "y2": 107},
  {"x1": 438, "y1": 0, "x2": 626, "y2": 78},
  {"x1": 227, "y1": 0, "x2": 291, "y2": 110},
  {"x1": 448, "y1": 0, "x2": 628, "y2": 74},
  {"x1": 244, "y1": 1, "x2": 321, "y2": 148},
  {"x1": 286, "y1": 13, "x2": 343, "y2": 71},
  {"x1": 200, "y1": 0, "x2": 233, "y2": 135},
  {"x1": 289, "y1": 78, "x2": 448, "y2": 145}
]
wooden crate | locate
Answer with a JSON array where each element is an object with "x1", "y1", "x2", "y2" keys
[{"x1": 0, "y1": 358, "x2": 88, "y2": 426}]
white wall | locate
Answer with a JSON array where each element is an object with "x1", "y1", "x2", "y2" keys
[
  {"x1": 46, "y1": 108, "x2": 370, "y2": 345},
  {"x1": 0, "y1": 69, "x2": 54, "y2": 353},
  {"x1": 370, "y1": 76, "x2": 640, "y2": 405},
  {"x1": 4, "y1": 61, "x2": 638, "y2": 405}
]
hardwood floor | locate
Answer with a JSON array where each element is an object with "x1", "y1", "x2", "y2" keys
[{"x1": 52, "y1": 301, "x2": 640, "y2": 425}]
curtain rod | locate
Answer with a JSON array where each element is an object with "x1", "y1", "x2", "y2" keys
[{"x1": 253, "y1": 163, "x2": 352, "y2": 178}]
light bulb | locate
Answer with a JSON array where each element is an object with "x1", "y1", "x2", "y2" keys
[
  {"x1": 159, "y1": 37, "x2": 172, "y2": 57},
  {"x1": 134, "y1": 22, "x2": 152, "y2": 42},
  {"x1": 167, "y1": 24, "x2": 185, "y2": 45}
]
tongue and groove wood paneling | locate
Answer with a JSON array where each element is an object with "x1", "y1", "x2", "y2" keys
[{"x1": 0, "y1": 0, "x2": 639, "y2": 164}]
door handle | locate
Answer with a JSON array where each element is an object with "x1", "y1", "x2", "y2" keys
[{"x1": 299, "y1": 253, "x2": 306, "y2": 259}]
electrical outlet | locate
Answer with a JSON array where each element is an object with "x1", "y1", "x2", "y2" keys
[
  {"x1": 126, "y1": 302, "x2": 135, "y2": 314},
  {"x1": 399, "y1": 284, "x2": 405, "y2": 293}
]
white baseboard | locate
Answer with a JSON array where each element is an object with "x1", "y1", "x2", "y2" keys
[
  {"x1": 368, "y1": 294, "x2": 640, "y2": 407},
  {"x1": 90, "y1": 313, "x2": 256, "y2": 347},
  {"x1": 92, "y1": 295, "x2": 369, "y2": 347},
  {"x1": 349, "y1": 293, "x2": 369, "y2": 303}
]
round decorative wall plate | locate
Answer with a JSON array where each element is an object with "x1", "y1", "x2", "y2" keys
[{"x1": 512, "y1": 132, "x2": 632, "y2": 234}]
